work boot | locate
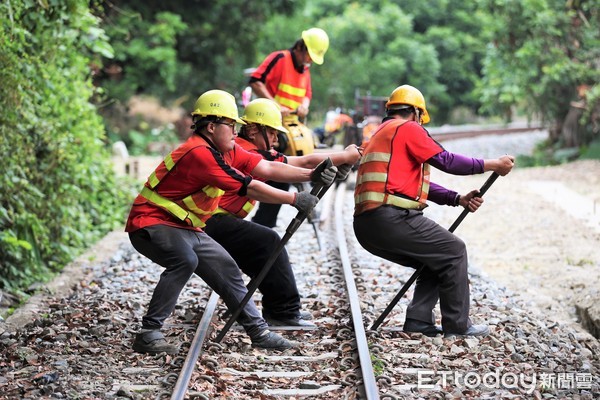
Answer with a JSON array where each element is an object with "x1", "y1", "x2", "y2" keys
[
  {"x1": 264, "y1": 313, "x2": 316, "y2": 327},
  {"x1": 132, "y1": 330, "x2": 179, "y2": 354},
  {"x1": 299, "y1": 310, "x2": 314, "y2": 320},
  {"x1": 251, "y1": 330, "x2": 293, "y2": 350},
  {"x1": 444, "y1": 324, "x2": 490, "y2": 338},
  {"x1": 403, "y1": 318, "x2": 443, "y2": 337}
]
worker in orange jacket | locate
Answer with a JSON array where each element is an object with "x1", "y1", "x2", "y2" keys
[
  {"x1": 248, "y1": 28, "x2": 330, "y2": 228},
  {"x1": 354, "y1": 85, "x2": 514, "y2": 338},
  {"x1": 126, "y1": 90, "x2": 337, "y2": 354}
]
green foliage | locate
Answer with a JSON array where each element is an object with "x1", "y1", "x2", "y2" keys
[
  {"x1": 0, "y1": 0, "x2": 132, "y2": 292},
  {"x1": 100, "y1": 9, "x2": 187, "y2": 102},
  {"x1": 580, "y1": 138, "x2": 600, "y2": 160},
  {"x1": 476, "y1": 0, "x2": 600, "y2": 146},
  {"x1": 253, "y1": 1, "x2": 490, "y2": 125}
]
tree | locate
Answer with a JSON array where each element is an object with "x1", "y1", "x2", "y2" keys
[
  {"x1": 476, "y1": 0, "x2": 600, "y2": 148},
  {"x1": 94, "y1": 0, "x2": 299, "y2": 106}
]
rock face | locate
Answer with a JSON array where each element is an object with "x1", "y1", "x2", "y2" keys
[{"x1": 575, "y1": 291, "x2": 600, "y2": 339}]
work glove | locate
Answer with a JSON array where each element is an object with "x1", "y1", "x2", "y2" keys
[
  {"x1": 292, "y1": 191, "x2": 319, "y2": 215},
  {"x1": 336, "y1": 164, "x2": 353, "y2": 181},
  {"x1": 310, "y1": 158, "x2": 337, "y2": 186}
]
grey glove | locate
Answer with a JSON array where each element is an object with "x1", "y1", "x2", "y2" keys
[
  {"x1": 336, "y1": 164, "x2": 353, "y2": 181},
  {"x1": 310, "y1": 158, "x2": 338, "y2": 186},
  {"x1": 292, "y1": 191, "x2": 319, "y2": 214}
]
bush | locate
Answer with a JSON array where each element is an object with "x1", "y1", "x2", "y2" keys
[{"x1": 0, "y1": 1, "x2": 132, "y2": 293}]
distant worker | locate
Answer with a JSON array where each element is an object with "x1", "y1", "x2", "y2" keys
[
  {"x1": 204, "y1": 98, "x2": 360, "y2": 327},
  {"x1": 249, "y1": 27, "x2": 330, "y2": 228},
  {"x1": 353, "y1": 85, "x2": 515, "y2": 338},
  {"x1": 126, "y1": 90, "x2": 337, "y2": 354}
]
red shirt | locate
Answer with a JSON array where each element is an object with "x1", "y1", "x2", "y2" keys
[
  {"x1": 250, "y1": 50, "x2": 312, "y2": 110},
  {"x1": 217, "y1": 137, "x2": 286, "y2": 216},
  {"x1": 373, "y1": 120, "x2": 442, "y2": 199},
  {"x1": 125, "y1": 138, "x2": 263, "y2": 232}
]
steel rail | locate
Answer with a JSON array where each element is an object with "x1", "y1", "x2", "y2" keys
[
  {"x1": 334, "y1": 181, "x2": 380, "y2": 400},
  {"x1": 170, "y1": 291, "x2": 219, "y2": 400},
  {"x1": 431, "y1": 125, "x2": 544, "y2": 141}
]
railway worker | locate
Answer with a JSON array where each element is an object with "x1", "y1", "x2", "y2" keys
[
  {"x1": 353, "y1": 85, "x2": 515, "y2": 338},
  {"x1": 248, "y1": 27, "x2": 330, "y2": 228},
  {"x1": 126, "y1": 90, "x2": 338, "y2": 354},
  {"x1": 204, "y1": 98, "x2": 361, "y2": 327}
]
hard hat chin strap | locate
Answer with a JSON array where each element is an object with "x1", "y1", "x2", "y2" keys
[
  {"x1": 414, "y1": 107, "x2": 422, "y2": 125},
  {"x1": 259, "y1": 125, "x2": 271, "y2": 150}
]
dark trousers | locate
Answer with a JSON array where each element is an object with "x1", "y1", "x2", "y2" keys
[
  {"x1": 353, "y1": 206, "x2": 471, "y2": 332},
  {"x1": 251, "y1": 181, "x2": 291, "y2": 228},
  {"x1": 204, "y1": 214, "x2": 301, "y2": 319},
  {"x1": 129, "y1": 225, "x2": 268, "y2": 339}
]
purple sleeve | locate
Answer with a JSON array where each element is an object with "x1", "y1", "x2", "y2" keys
[
  {"x1": 428, "y1": 150, "x2": 484, "y2": 175},
  {"x1": 428, "y1": 182, "x2": 459, "y2": 206}
]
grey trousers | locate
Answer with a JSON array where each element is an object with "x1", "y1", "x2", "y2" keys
[
  {"x1": 353, "y1": 206, "x2": 471, "y2": 332},
  {"x1": 129, "y1": 225, "x2": 268, "y2": 339}
]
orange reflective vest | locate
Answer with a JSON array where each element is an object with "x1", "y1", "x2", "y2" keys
[
  {"x1": 354, "y1": 120, "x2": 433, "y2": 216},
  {"x1": 138, "y1": 136, "x2": 225, "y2": 228},
  {"x1": 252, "y1": 50, "x2": 311, "y2": 111},
  {"x1": 214, "y1": 138, "x2": 288, "y2": 218}
]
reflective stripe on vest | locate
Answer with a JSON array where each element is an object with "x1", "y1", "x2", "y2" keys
[
  {"x1": 271, "y1": 51, "x2": 308, "y2": 111},
  {"x1": 140, "y1": 186, "x2": 203, "y2": 227},
  {"x1": 354, "y1": 121, "x2": 430, "y2": 215},
  {"x1": 148, "y1": 153, "x2": 176, "y2": 189},
  {"x1": 213, "y1": 198, "x2": 255, "y2": 218},
  {"x1": 139, "y1": 136, "x2": 226, "y2": 228}
]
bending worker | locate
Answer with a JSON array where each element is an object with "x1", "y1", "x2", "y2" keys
[
  {"x1": 353, "y1": 85, "x2": 514, "y2": 338},
  {"x1": 204, "y1": 98, "x2": 361, "y2": 327},
  {"x1": 249, "y1": 27, "x2": 330, "y2": 228},
  {"x1": 126, "y1": 90, "x2": 337, "y2": 354}
]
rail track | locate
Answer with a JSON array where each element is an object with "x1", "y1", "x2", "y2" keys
[
  {"x1": 4, "y1": 127, "x2": 598, "y2": 399},
  {"x1": 155, "y1": 170, "x2": 524, "y2": 399},
  {"x1": 428, "y1": 123, "x2": 545, "y2": 142},
  {"x1": 157, "y1": 180, "x2": 384, "y2": 399}
]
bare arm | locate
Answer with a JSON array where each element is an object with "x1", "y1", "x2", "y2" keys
[
  {"x1": 250, "y1": 81, "x2": 293, "y2": 115},
  {"x1": 296, "y1": 98, "x2": 311, "y2": 118},
  {"x1": 251, "y1": 159, "x2": 312, "y2": 183},
  {"x1": 246, "y1": 179, "x2": 296, "y2": 204},
  {"x1": 249, "y1": 81, "x2": 274, "y2": 101},
  {"x1": 483, "y1": 155, "x2": 515, "y2": 176},
  {"x1": 287, "y1": 145, "x2": 361, "y2": 168}
]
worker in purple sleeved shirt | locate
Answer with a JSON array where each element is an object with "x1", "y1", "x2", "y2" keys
[{"x1": 354, "y1": 85, "x2": 514, "y2": 338}]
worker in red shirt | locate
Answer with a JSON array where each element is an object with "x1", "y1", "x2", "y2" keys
[
  {"x1": 204, "y1": 98, "x2": 361, "y2": 327},
  {"x1": 248, "y1": 27, "x2": 330, "y2": 228},
  {"x1": 353, "y1": 85, "x2": 515, "y2": 338},
  {"x1": 126, "y1": 90, "x2": 337, "y2": 354}
]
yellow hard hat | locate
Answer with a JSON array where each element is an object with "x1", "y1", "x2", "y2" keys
[
  {"x1": 302, "y1": 28, "x2": 329, "y2": 65},
  {"x1": 191, "y1": 90, "x2": 245, "y2": 124},
  {"x1": 241, "y1": 98, "x2": 288, "y2": 133},
  {"x1": 386, "y1": 85, "x2": 430, "y2": 124}
]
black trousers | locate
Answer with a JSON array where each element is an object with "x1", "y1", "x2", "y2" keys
[
  {"x1": 129, "y1": 226, "x2": 268, "y2": 339},
  {"x1": 204, "y1": 214, "x2": 301, "y2": 319},
  {"x1": 353, "y1": 206, "x2": 471, "y2": 332},
  {"x1": 251, "y1": 181, "x2": 291, "y2": 228}
]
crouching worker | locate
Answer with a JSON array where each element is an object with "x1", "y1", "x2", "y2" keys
[
  {"x1": 204, "y1": 98, "x2": 361, "y2": 327},
  {"x1": 125, "y1": 90, "x2": 338, "y2": 354},
  {"x1": 353, "y1": 85, "x2": 514, "y2": 338}
]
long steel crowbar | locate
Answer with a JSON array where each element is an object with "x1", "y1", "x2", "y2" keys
[
  {"x1": 370, "y1": 172, "x2": 500, "y2": 331},
  {"x1": 215, "y1": 158, "x2": 334, "y2": 343}
]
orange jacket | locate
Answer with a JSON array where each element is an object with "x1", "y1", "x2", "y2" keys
[{"x1": 354, "y1": 119, "x2": 441, "y2": 216}]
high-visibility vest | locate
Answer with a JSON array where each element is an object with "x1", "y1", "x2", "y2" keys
[
  {"x1": 139, "y1": 136, "x2": 225, "y2": 228},
  {"x1": 271, "y1": 50, "x2": 310, "y2": 111},
  {"x1": 354, "y1": 121, "x2": 430, "y2": 215},
  {"x1": 212, "y1": 138, "x2": 262, "y2": 218}
]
